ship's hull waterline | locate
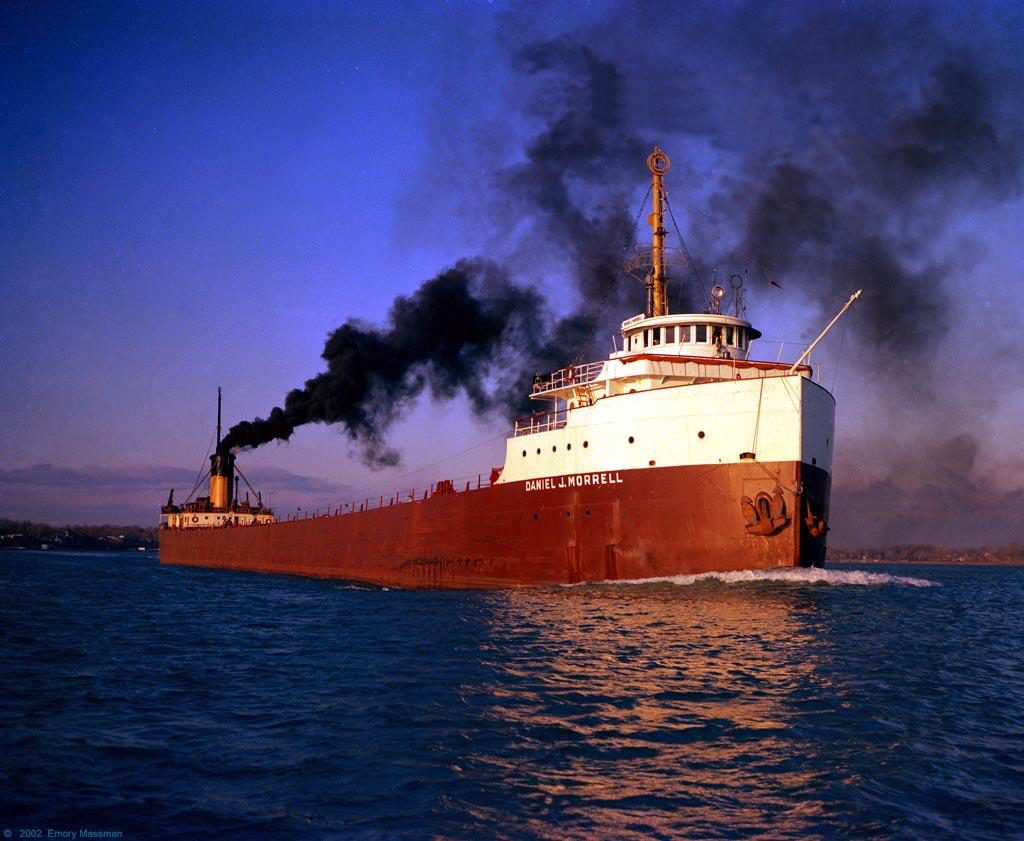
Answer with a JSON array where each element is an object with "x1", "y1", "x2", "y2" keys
[{"x1": 159, "y1": 461, "x2": 830, "y2": 589}]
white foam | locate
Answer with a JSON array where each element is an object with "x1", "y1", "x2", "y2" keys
[{"x1": 583, "y1": 567, "x2": 938, "y2": 588}]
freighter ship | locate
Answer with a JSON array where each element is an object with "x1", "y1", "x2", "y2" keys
[{"x1": 160, "y1": 148, "x2": 853, "y2": 588}]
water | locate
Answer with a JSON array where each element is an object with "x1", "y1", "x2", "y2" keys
[{"x1": 2, "y1": 551, "x2": 1022, "y2": 840}]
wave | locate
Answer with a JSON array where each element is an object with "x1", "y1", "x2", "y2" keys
[{"x1": 582, "y1": 567, "x2": 938, "y2": 588}]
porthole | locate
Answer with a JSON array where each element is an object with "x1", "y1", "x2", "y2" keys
[
  {"x1": 648, "y1": 460, "x2": 656, "y2": 466},
  {"x1": 567, "y1": 443, "x2": 572, "y2": 451},
  {"x1": 583, "y1": 441, "x2": 589, "y2": 448},
  {"x1": 536, "y1": 448, "x2": 541, "y2": 455},
  {"x1": 532, "y1": 512, "x2": 539, "y2": 521},
  {"x1": 628, "y1": 436, "x2": 635, "y2": 444},
  {"x1": 522, "y1": 450, "x2": 527, "y2": 457},
  {"x1": 552, "y1": 446, "x2": 557, "y2": 452},
  {"x1": 698, "y1": 431, "x2": 705, "y2": 439},
  {"x1": 812, "y1": 457, "x2": 817, "y2": 466},
  {"x1": 585, "y1": 508, "x2": 591, "y2": 517},
  {"x1": 565, "y1": 510, "x2": 571, "y2": 518}
]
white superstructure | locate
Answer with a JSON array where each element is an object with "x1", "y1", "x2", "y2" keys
[{"x1": 496, "y1": 310, "x2": 835, "y2": 486}]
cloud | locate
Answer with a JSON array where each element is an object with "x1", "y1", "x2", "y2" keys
[
  {"x1": 831, "y1": 481, "x2": 1024, "y2": 548},
  {"x1": 0, "y1": 464, "x2": 197, "y2": 490}
]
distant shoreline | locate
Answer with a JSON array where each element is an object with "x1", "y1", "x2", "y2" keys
[
  {"x1": 0, "y1": 518, "x2": 158, "y2": 552},
  {"x1": 0, "y1": 545, "x2": 154, "y2": 553},
  {"x1": 832, "y1": 557, "x2": 1024, "y2": 566}
]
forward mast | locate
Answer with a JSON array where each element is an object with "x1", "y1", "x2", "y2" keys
[{"x1": 647, "y1": 147, "x2": 671, "y2": 318}]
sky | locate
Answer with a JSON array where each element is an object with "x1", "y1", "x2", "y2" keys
[{"x1": 1, "y1": 0, "x2": 1022, "y2": 547}]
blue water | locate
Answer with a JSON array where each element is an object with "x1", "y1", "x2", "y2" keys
[{"x1": 1, "y1": 551, "x2": 1022, "y2": 840}]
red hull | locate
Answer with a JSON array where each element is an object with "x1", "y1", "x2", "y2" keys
[{"x1": 159, "y1": 462, "x2": 830, "y2": 589}]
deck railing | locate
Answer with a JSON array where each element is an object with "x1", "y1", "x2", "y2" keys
[
  {"x1": 639, "y1": 356, "x2": 812, "y2": 382},
  {"x1": 278, "y1": 472, "x2": 501, "y2": 523},
  {"x1": 530, "y1": 360, "x2": 605, "y2": 396},
  {"x1": 513, "y1": 408, "x2": 568, "y2": 437},
  {"x1": 164, "y1": 470, "x2": 505, "y2": 529},
  {"x1": 529, "y1": 354, "x2": 811, "y2": 397}
]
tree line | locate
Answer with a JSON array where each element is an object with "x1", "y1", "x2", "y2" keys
[
  {"x1": 828, "y1": 544, "x2": 1024, "y2": 563},
  {"x1": 0, "y1": 519, "x2": 158, "y2": 551}
]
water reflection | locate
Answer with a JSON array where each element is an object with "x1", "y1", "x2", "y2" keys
[{"x1": 454, "y1": 582, "x2": 852, "y2": 839}]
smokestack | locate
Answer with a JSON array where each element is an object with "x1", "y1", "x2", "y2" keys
[
  {"x1": 210, "y1": 388, "x2": 234, "y2": 509},
  {"x1": 210, "y1": 451, "x2": 235, "y2": 510}
]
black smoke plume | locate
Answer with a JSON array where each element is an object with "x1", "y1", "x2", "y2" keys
[
  {"x1": 500, "y1": 39, "x2": 651, "y2": 375},
  {"x1": 221, "y1": 261, "x2": 544, "y2": 466},
  {"x1": 492, "y1": 37, "x2": 701, "y2": 407},
  {"x1": 712, "y1": 54, "x2": 1021, "y2": 387},
  {"x1": 224, "y1": 37, "x2": 668, "y2": 464}
]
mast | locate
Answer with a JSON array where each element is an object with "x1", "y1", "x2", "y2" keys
[
  {"x1": 216, "y1": 386, "x2": 222, "y2": 449},
  {"x1": 646, "y1": 147, "x2": 671, "y2": 317}
]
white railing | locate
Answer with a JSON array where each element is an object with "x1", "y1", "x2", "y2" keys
[
  {"x1": 671, "y1": 359, "x2": 816, "y2": 385},
  {"x1": 754, "y1": 339, "x2": 813, "y2": 368},
  {"x1": 530, "y1": 360, "x2": 605, "y2": 396},
  {"x1": 514, "y1": 408, "x2": 568, "y2": 436}
]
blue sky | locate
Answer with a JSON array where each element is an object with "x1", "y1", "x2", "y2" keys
[{"x1": 2, "y1": 1, "x2": 1022, "y2": 545}]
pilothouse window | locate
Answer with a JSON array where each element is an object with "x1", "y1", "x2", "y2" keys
[
  {"x1": 652, "y1": 327, "x2": 661, "y2": 346},
  {"x1": 680, "y1": 324, "x2": 691, "y2": 342},
  {"x1": 696, "y1": 324, "x2": 707, "y2": 343},
  {"x1": 643, "y1": 330, "x2": 650, "y2": 348}
]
